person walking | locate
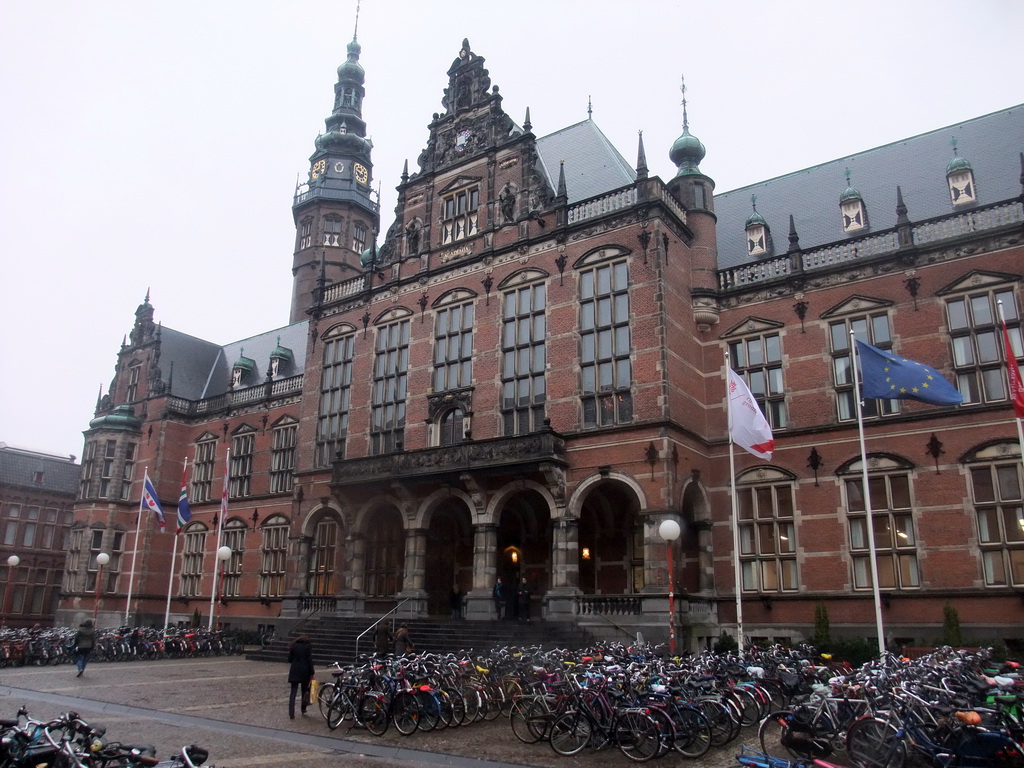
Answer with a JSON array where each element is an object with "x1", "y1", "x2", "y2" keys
[
  {"x1": 73, "y1": 619, "x2": 96, "y2": 677},
  {"x1": 492, "y1": 577, "x2": 506, "y2": 620},
  {"x1": 449, "y1": 585, "x2": 462, "y2": 619},
  {"x1": 373, "y1": 621, "x2": 390, "y2": 657},
  {"x1": 517, "y1": 577, "x2": 533, "y2": 622},
  {"x1": 287, "y1": 634, "x2": 315, "y2": 719},
  {"x1": 393, "y1": 623, "x2": 414, "y2": 655}
]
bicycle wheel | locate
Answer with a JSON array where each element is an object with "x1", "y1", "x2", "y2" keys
[
  {"x1": 392, "y1": 692, "x2": 420, "y2": 736},
  {"x1": 501, "y1": 678, "x2": 523, "y2": 715},
  {"x1": 672, "y1": 706, "x2": 712, "y2": 758},
  {"x1": 358, "y1": 694, "x2": 389, "y2": 737},
  {"x1": 443, "y1": 686, "x2": 466, "y2": 727},
  {"x1": 616, "y1": 710, "x2": 661, "y2": 762},
  {"x1": 461, "y1": 687, "x2": 481, "y2": 723},
  {"x1": 698, "y1": 698, "x2": 738, "y2": 747},
  {"x1": 510, "y1": 697, "x2": 549, "y2": 744},
  {"x1": 760, "y1": 710, "x2": 801, "y2": 760},
  {"x1": 846, "y1": 717, "x2": 906, "y2": 768},
  {"x1": 726, "y1": 688, "x2": 762, "y2": 727},
  {"x1": 550, "y1": 711, "x2": 593, "y2": 757},
  {"x1": 317, "y1": 682, "x2": 337, "y2": 720},
  {"x1": 415, "y1": 690, "x2": 440, "y2": 732},
  {"x1": 482, "y1": 685, "x2": 503, "y2": 721},
  {"x1": 327, "y1": 692, "x2": 353, "y2": 731}
]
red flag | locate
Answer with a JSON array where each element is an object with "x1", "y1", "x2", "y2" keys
[
  {"x1": 1002, "y1": 319, "x2": 1024, "y2": 419},
  {"x1": 728, "y1": 368, "x2": 775, "y2": 460}
]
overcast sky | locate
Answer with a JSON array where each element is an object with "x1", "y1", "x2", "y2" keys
[{"x1": 1, "y1": 1, "x2": 1021, "y2": 460}]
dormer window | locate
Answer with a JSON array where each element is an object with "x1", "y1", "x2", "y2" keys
[
  {"x1": 442, "y1": 186, "x2": 480, "y2": 245},
  {"x1": 269, "y1": 337, "x2": 294, "y2": 378},
  {"x1": 231, "y1": 348, "x2": 257, "y2": 388},
  {"x1": 840, "y1": 170, "x2": 867, "y2": 233},
  {"x1": 946, "y1": 140, "x2": 977, "y2": 206},
  {"x1": 745, "y1": 196, "x2": 771, "y2": 258}
]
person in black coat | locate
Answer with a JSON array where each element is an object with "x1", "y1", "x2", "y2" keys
[{"x1": 287, "y1": 634, "x2": 315, "y2": 719}]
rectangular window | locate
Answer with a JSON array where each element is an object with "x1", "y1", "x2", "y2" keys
[
  {"x1": 730, "y1": 332, "x2": 788, "y2": 429},
  {"x1": 370, "y1": 319, "x2": 410, "y2": 455},
  {"x1": 220, "y1": 524, "x2": 245, "y2": 598},
  {"x1": 433, "y1": 302, "x2": 474, "y2": 392},
  {"x1": 126, "y1": 365, "x2": 141, "y2": 403},
  {"x1": 580, "y1": 261, "x2": 632, "y2": 427},
  {"x1": 441, "y1": 187, "x2": 480, "y2": 245},
  {"x1": 353, "y1": 222, "x2": 367, "y2": 253},
  {"x1": 120, "y1": 443, "x2": 137, "y2": 500},
  {"x1": 270, "y1": 423, "x2": 297, "y2": 494},
  {"x1": 846, "y1": 474, "x2": 919, "y2": 590},
  {"x1": 501, "y1": 282, "x2": 547, "y2": 435},
  {"x1": 323, "y1": 216, "x2": 343, "y2": 247},
  {"x1": 948, "y1": 289, "x2": 1021, "y2": 406},
  {"x1": 738, "y1": 483, "x2": 798, "y2": 592},
  {"x1": 298, "y1": 218, "x2": 312, "y2": 250},
  {"x1": 230, "y1": 432, "x2": 255, "y2": 498},
  {"x1": 180, "y1": 529, "x2": 207, "y2": 597},
  {"x1": 79, "y1": 441, "x2": 95, "y2": 499},
  {"x1": 98, "y1": 440, "x2": 117, "y2": 498},
  {"x1": 831, "y1": 314, "x2": 898, "y2": 420},
  {"x1": 191, "y1": 439, "x2": 217, "y2": 503},
  {"x1": 315, "y1": 331, "x2": 355, "y2": 467},
  {"x1": 971, "y1": 462, "x2": 1024, "y2": 587},
  {"x1": 260, "y1": 519, "x2": 289, "y2": 597}
]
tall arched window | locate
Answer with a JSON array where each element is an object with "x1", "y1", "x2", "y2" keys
[
  {"x1": 307, "y1": 518, "x2": 339, "y2": 596},
  {"x1": 439, "y1": 407, "x2": 464, "y2": 446}
]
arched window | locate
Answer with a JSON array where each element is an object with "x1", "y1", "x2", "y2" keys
[
  {"x1": 439, "y1": 407, "x2": 465, "y2": 446},
  {"x1": 180, "y1": 523, "x2": 209, "y2": 597},
  {"x1": 259, "y1": 515, "x2": 289, "y2": 598},
  {"x1": 220, "y1": 519, "x2": 247, "y2": 598},
  {"x1": 307, "y1": 518, "x2": 339, "y2": 596}
]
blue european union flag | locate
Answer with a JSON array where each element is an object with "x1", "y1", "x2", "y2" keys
[{"x1": 855, "y1": 340, "x2": 963, "y2": 406}]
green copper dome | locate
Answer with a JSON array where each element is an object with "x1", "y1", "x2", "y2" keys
[
  {"x1": 745, "y1": 209, "x2": 767, "y2": 228},
  {"x1": 89, "y1": 404, "x2": 141, "y2": 432},
  {"x1": 337, "y1": 39, "x2": 365, "y2": 84},
  {"x1": 840, "y1": 185, "x2": 863, "y2": 203},
  {"x1": 670, "y1": 126, "x2": 706, "y2": 177},
  {"x1": 946, "y1": 155, "x2": 972, "y2": 174}
]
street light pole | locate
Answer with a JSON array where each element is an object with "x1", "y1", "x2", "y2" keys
[
  {"x1": 93, "y1": 552, "x2": 110, "y2": 621},
  {"x1": 658, "y1": 519, "x2": 681, "y2": 656},
  {"x1": 4, "y1": 555, "x2": 20, "y2": 626}
]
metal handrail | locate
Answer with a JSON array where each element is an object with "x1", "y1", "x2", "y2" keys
[{"x1": 353, "y1": 598, "x2": 410, "y2": 660}]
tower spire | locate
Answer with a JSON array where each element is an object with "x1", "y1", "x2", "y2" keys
[{"x1": 353, "y1": 0, "x2": 360, "y2": 41}]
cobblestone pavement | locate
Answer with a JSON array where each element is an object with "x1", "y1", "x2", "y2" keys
[{"x1": 0, "y1": 657, "x2": 780, "y2": 768}]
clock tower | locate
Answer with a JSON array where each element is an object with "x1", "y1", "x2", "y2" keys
[{"x1": 290, "y1": 34, "x2": 379, "y2": 323}]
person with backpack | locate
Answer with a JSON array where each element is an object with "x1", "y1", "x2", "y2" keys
[{"x1": 73, "y1": 619, "x2": 96, "y2": 677}]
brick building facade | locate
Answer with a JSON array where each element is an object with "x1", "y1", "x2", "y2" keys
[{"x1": 58, "y1": 36, "x2": 1024, "y2": 651}]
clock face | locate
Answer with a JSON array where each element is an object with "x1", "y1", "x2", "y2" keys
[
  {"x1": 311, "y1": 159, "x2": 326, "y2": 180},
  {"x1": 333, "y1": 161, "x2": 345, "y2": 174},
  {"x1": 354, "y1": 163, "x2": 368, "y2": 184}
]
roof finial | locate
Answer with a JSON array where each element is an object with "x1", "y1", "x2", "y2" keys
[
  {"x1": 950, "y1": 135, "x2": 958, "y2": 155},
  {"x1": 845, "y1": 167, "x2": 852, "y2": 186},
  {"x1": 680, "y1": 75, "x2": 689, "y2": 130},
  {"x1": 750, "y1": 193, "x2": 758, "y2": 212},
  {"x1": 353, "y1": 0, "x2": 360, "y2": 41},
  {"x1": 144, "y1": 287, "x2": 151, "y2": 304},
  {"x1": 636, "y1": 130, "x2": 648, "y2": 181},
  {"x1": 587, "y1": 95, "x2": 592, "y2": 119}
]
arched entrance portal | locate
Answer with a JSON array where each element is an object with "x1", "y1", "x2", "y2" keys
[
  {"x1": 578, "y1": 481, "x2": 643, "y2": 594},
  {"x1": 305, "y1": 512, "x2": 344, "y2": 596},
  {"x1": 425, "y1": 501, "x2": 472, "y2": 616},
  {"x1": 363, "y1": 507, "x2": 404, "y2": 599},
  {"x1": 497, "y1": 490, "x2": 552, "y2": 617}
]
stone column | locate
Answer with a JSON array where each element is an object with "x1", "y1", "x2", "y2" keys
[
  {"x1": 396, "y1": 527, "x2": 427, "y2": 617},
  {"x1": 281, "y1": 535, "x2": 312, "y2": 617},
  {"x1": 337, "y1": 532, "x2": 365, "y2": 616},
  {"x1": 544, "y1": 516, "x2": 580, "y2": 621},
  {"x1": 465, "y1": 523, "x2": 497, "y2": 620}
]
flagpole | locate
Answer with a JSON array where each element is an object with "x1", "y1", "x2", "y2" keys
[
  {"x1": 163, "y1": 531, "x2": 179, "y2": 634},
  {"x1": 208, "y1": 450, "x2": 230, "y2": 631},
  {"x1": 997, "y1": 300, "x2": 1024, "y2": 463},
  {"x1": 124, "y1": 466, "x2": 148, "y2": 625},
  {"x1": 851, "y1": 331, "x2": 887, "y2": 657},
  {"x1": 724, "y1": 353, "x2": 745, "y2": 652}
]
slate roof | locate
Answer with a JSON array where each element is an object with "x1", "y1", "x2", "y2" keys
[
  {"x1": 536, "y1": 119, "x2": 637, "y2": 204},
  {"x1": 0, "y1": 444, "x2": 80, "y2": 495},
  {"x1": 713, "y1": 105, "x2": 1024, "y2": 270},
  {"x1": 157, "y1": 321, "x2": 309, "y2": 401}
]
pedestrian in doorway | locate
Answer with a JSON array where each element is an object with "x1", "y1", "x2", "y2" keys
[
  {"x1": 373, "y1": 621, "x2": 390, "y2": 657},
  {"x1": 287, "y1": 634, "x2": 315, "y2": 719},
  {"x1": 517, "y1": 577, "x2": 533, "y2": 622},
  {"x1": 492, "y1": 577, "x2": 506, "y2": 620},
  {"x1": 393, "y1": 623, "x2": 415, "y2": 655},
  {"x1": 450, "y1": 585, "x2": 463, "y2": 619},
  {"x1": 73, "y1": 618, "x2": 96, "y2": 677}
]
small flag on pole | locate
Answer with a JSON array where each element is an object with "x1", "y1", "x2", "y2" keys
[
  {"x1": 1002, "y1": 319, "x2": 1024, "y2": 419},
  {"x1": 177, "y1": 463, "x2": 192, "y2": 533},
  {"x1": 142, "y1": 475, "x2": 166, "y2": 531},
  {"x1": 727, "y1": 368, "x2": 775, "y2": 460},
  {"x1": 855, "y1": 339, "x2": 963, "y2": 406}
]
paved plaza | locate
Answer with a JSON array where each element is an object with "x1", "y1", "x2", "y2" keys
[{"x1": 0, "y1": 656, "x2": 750, "y2": 767}]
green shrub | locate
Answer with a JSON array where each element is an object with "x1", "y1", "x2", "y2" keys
[{"x1": 713, "y1": 630, "x2": 738, "y2": 654}]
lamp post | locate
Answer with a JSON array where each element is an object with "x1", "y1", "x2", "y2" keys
[
  {"x1": 211, "y1": 546, "x2": 232, "y2": 631},
  {"x1": 93, "y1": 553, "x2": 110, "y2": 620},
  {"x1": 4, "y1": 555, "x2": 20, "y2": 625},
  {"x1": 658, "y1": 519, "x2": 681, "y2": 656}
]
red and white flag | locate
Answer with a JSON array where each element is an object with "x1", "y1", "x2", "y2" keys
[
  {"x1": 1002, "y1": 319, "x2": 1024, "y2": 419},
  {"x1": 728, "y1": 368, "x2": 775, "y2": 460}
]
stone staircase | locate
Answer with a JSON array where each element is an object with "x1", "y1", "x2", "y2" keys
[{"x1": 247, "y1": 615, "x2": 595, "y2": 666}]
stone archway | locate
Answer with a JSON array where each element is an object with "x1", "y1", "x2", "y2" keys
[
  {"x1": 576, "y1": 480, "x2": 643, "y2": 595},
  {"x1": 424, "y1": 500, "x2": 472, "y2": 616},
  {"x1": 496, "y1": 489, "x2": 552, "y2": 615}
]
